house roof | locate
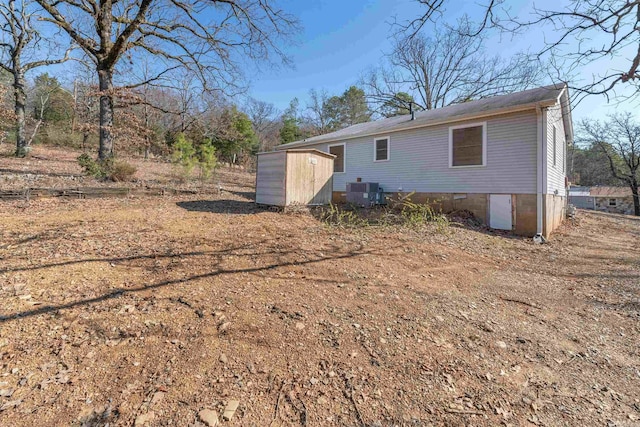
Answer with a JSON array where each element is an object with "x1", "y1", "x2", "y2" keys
[
  {"x1": 569, "y1": 185, "x2": 591, "y2": 196},
  {"x1": 590, "y1": 186, "x2": 632, "y2": 198},
  {"x1": 279, "y1": 83, "x2": 572, "y2": 149},
  {"x1": 569, "y1": 190, "x2": 591, "y2": 197}
]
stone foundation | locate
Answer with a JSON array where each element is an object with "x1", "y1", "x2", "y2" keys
[{"x1": 594, "y1": 197, "x2": 634, "y2": 215}]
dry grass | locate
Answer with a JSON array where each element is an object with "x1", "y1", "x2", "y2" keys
[{"x1": 0, "y1": 144, "x2": 253, "y2": 193}]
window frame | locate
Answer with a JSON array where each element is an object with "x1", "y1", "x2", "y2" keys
[
  {"x1": 328, "y1": 142, "x2": 346, "y2": 174},
  {"x1": 373, "y1": 136, "x2": 390, "y2": 162},
  {"x1": 608, "y1": 198, "x2": 617, "y2": 207},
  {"x1": 448, "y1": 122, "x2": 487, "y2": 168}
]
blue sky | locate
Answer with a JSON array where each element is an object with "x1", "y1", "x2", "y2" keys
[
  {"x1": 31, "y1": 0, "x2": 636, "y2": 124},
  {"x1": 246, "y1": 0, "x2": 637, "y2": 123}
]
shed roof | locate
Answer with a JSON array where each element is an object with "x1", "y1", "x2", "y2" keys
[
  {"x1": 257, "y1": 148, "x2": 336, "y2": 159},
  {"x1": 279, "y1": 84, "x2": 572, "y2": 149},
  {"x1": 590, "y1": 186, "x2": 632, "y2": 197}
]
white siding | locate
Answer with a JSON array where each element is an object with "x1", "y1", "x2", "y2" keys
[
  {"x1": 304, "y1": 110, "x2": 538, "y2": 194},
  {"x1": 255, "y1": 151, "x2": 286, "y2": 206},
  {"x1": 546, "y1": 104, "x2": 567, "y2": 196}
]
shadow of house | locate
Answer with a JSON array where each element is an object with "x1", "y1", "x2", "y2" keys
[{"x1": 176, "y1": 199, "x2": 262, "y2": 214}]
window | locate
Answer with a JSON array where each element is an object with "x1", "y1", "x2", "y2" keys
[
  {"x1": 553, "y1": 125, "x2": 557, "y2": 167},
  {"x1": 449, "y1": 123, "x2": 486, "y2": 167},
  {"x1": 374, "y1": 137, "x2": 389, "y2": 162},
  {"x1": 329, "y1": 143, "x2": 345, "y2": 173},
  {"x1": 609, "y1": 198, "x2": 617, "y2": 207}
]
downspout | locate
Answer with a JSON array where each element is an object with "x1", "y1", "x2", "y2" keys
[{"x1": 535, "y1": 106, "x2": 546, "y2": 241}]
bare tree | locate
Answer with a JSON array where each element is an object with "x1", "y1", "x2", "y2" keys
[
  {"x1": 305, "y1": 88, "x2": 332, "y2": 135},
  {"x1": 402, "y1": 0, "x2": 640, "y2": 101},
  {"x1": 578, "y1": 113, "x2": 640, "y2": 216},
  {"x1": 363, "y1": 17, "x2": 539, "y2": 112},
  {"x1": 244, "y1": 97, "x2": 280, "y2": 151},
  {"x1": 34, "y1": 0, "x2": 298, "y2": 160},
  {"x1": 0, "y1": 0, "x2": 72, "y2": 157},
  {"x1": 26, "y1": 79, "x2": 55, "y2": 147}
]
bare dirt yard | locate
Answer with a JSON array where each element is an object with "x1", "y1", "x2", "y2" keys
[{"x1": 1, "y1": 146, "x2": 639, "y2": 426}]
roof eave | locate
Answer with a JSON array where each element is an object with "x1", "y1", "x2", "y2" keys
[
  {"x1": 557, "y1": 85, "x2": 574, "y2": 144},
  {"x1": 276, "y1": 100, "x2": 557, "y2": 150}
]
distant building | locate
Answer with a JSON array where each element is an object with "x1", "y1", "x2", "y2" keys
[
  {"x1": 590, "y1": 186, "x2": 634, "y2": 215},
  {"x1": 568, "y1": 186, "x2": 594, "y2": 210}
]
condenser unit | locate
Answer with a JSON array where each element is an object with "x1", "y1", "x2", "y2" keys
[{"x1": 346, "y1": 182, "x2": 385, "y2": 207}]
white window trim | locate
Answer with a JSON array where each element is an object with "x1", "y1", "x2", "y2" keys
[
  {"x1": 328, "y1": 142, "x2": 346, "y2": 174},
  {"x1": 448, "y1": 122, "x2": 487, "y2": 168},
  {"x1": 373, "y1": 136, "x2": 390, "y2": 162}
]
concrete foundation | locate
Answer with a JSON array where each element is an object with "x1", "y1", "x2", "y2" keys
[
  {"x1": 543, "y1": 194, "x2": 566, "y2": 238},
  {"x1": 515, "y1": 194, "x2": 538, "y2": 236},
  {"x1": 332, "y1": 191, "x2": 541, "y2": 236}
]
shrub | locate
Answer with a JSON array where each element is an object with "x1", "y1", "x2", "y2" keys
[
  {"x1": 197, "y1": 140, "x2": 217, "y2": 180},
  {"x1": 77, "y1": 154, "x2": 136, "y2": 181},
  {"x1": 77, "y1": 153, "x2": 106, "y2": 178},
  {"x1": 318, "y1": 196, "x2": 449, "y2": 232},
  {"x1": 110, "y1": 161, "x2": 137, "y2": 182},
  {"x1": 171, "y1": 133, "x2": 218, "y2": 181},
  {"x1": 319, "y1": 203, "x2": 368, "y2": 228},
  {"x1": 171, "y1": 133, "x2": 198, "y2": 178},
  {"x1": 398, "y1": 197, "x2": 450, "y2": 230}
]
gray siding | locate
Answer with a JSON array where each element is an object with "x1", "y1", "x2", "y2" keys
[
  {"x1": 569, "y1": 195, "x2": 595, "y2": 209},
  {"x1": 306, "y1": 110, "x2": 538, "y2": 194},
  {"x1": 546, "y1": 104, "x2": 567, "y2": 196},
  {"x1": 255, "y1": 151, "x2": 286, "y2": 205}
]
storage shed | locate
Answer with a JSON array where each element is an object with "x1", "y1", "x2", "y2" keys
[{"x1": 255, "y1": 149, "x2": 335, "y2": 206}]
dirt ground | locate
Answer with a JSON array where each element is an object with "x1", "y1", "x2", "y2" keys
[{"x1": 0, "y1": 146, "x2": 639, "y2": 426}]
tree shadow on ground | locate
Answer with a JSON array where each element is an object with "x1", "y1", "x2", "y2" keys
[
  {"x1": 0, "y1": 167, "x2": 82, "y2": 178},
  {"x1": 176, "y1": 199, "x2": 262, "y2": 214},
  {"x1": 0, "y1": 241, "x2": 380, "y2": 323}
]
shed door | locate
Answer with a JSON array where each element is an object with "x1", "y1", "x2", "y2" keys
[{"x1": 489, "y1": 195, "x2": 512, "y2": 230}]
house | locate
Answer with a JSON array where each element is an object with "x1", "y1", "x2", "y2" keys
[
  {"x1": 590, "y1": 186, "x2": 634, "y2": 215},
  {"x1": 278, "y1": 84, "x2": 573, "y2": 238}
]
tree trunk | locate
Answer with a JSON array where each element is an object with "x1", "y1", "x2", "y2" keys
[
  {"x1": 97, "y1": 67, "x2": 114, "y2": 160},
  {"x1": 631, "y1": 180, "x2": 640, "y2": 216},
  {"x1": 13, "y1": 71, "x2": 28, "y2": 157}
]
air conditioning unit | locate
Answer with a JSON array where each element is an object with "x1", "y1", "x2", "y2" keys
[{"x1": 346, "y1": 182, "x2": 385, "y2": 207}]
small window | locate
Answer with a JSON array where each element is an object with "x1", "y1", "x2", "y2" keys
[
  {"x1": 374, "y1": 137, "x2": 389, "y2": 162},
  {"x1": 609, "y1": 198, "x2": 617, "y2": 207},
  {"x1": 329, "y1": 144, "x2": 345, "y2": 173},
  {"x1": 449, "y1": 123, "x2": 486, "y2": 167},
  {"x1": 553, "y1": 125, "x2": 557, "y2": 167}
]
